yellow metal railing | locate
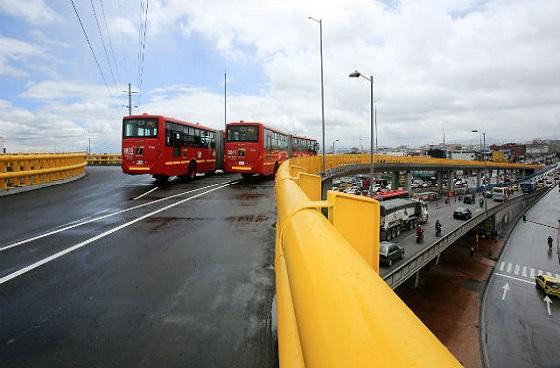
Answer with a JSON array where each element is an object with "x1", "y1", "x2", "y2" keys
[
  {"x1": 87, "y1": 153, "x2": 121, "y2": 166},
  {"x1": 0, "y1": 153, "x2": 87, "y2": 191},
  {"x1": 297, "y1": 153, "x2": 542, "y2": 173},
  {"x1": 275, "y1": 156, "x2": 462, "y2": 367}
]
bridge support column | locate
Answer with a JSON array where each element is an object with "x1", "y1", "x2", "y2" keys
[
  {"x1": 404, "y1": 171, "x2": 412, "y2": 196},
  {"x1": 437, "y1": 171, "x2": 443, "y2": 194},
  {"x1": 476, "y1": 170, "x2": 481, "y2": 190},
  {"x1": 392, "y1": 171, "x2": 400, "y2": 190},
  {"x1": 413, "y1": 271, "x2": 420, "y2": 289},
  {"x1": 497, "y1": 169, "x2": 501, "y2": 184},
  {"x1": 448, "y1": 170, "x2": 455, "y2": 194}
]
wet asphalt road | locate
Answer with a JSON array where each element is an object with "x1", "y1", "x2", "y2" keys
[
  {"x1": 379, "y1": 188, "x2": 528, "y2": 277},
  {"x1": 483, "y1": 186, "x2": 560, "y2": 368},
  {"x1": 0, "y1": 167, "x2": 277, "y2": 368}
]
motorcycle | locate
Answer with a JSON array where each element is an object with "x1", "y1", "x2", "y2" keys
[
  {"x1": 479, "y1": 198, "x2": 484, "y2": 208},
  {"x1": 436, "y1": 226, "x2": 442, "y2": 237},
  {"x1": 416, "y1": 227, "x2": 424, "y2": 243}
]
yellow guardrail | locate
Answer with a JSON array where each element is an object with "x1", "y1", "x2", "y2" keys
[
  {"x1": 300, "y1": 153, "x2": 542, "y2": 173},
  {"x1": 87, "y1": 154, "x2": 122, "y2": 165},
  {"x1": 0, "y1": 153, "x2": 87, "y2": 191},
  {"x1": 275, "y1": 156, "x2": 462, "y2": 367}
]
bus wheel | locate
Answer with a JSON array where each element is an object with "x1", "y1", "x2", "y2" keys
[
  {"x1": 153, "y1": 175, "x2": 168, "y2": 184},
  {"x1": 241, "y1": 173, "x2": 253, "y2": 179},
  {"x1": 188, "y1": 161, "x2": 197, "y2": 181},
  {"x1": 273, "y1": 162, "x2": 279, "y2": 177}
]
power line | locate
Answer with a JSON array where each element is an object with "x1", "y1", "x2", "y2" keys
[
  {"x1": 89, "y1": 0, "x2": 117, "y2": 86},
  {"x1": 137, "y1": 0, "x2": 149, "y2": 108},
  {"x1": 97, "y1": 0, "x2": 120, "y2": 83},
  {"x1": 69, "y1": 0, "x2": 114, "y2": 104},
  {"x1": 115, "y1": 0, "x2": 129, "y2": 82}
]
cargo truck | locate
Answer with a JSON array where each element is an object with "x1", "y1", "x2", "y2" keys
[{"x1": 380, "y1": 198, "x2": 429, "y2": 241}]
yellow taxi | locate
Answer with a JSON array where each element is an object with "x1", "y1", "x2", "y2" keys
[{"x1": 536, "y1": 274, "x2": 560, "y2": 297}]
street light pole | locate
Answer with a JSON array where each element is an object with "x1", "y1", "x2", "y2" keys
[
  {"x1": 332, "y1": 139, "x2": 339, "y2": 153},
  {"x1": 350, "y1": 70, "x2": 375, "y2": 194},
  {"x1": 308, "y1": 17, "x2": 326, "y2": 176}
]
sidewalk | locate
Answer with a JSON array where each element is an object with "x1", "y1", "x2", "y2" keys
[{"x1": 396, "y1": 233, "x2": 506, "y2": 368}]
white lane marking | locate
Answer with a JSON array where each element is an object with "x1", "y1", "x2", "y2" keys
[
  {"x1": 499, "y1": 261, "x2": 505, "y2": 271},
  {"x1": 514, "y1": 264, "x2": 520, "y2": 275},
  {"x1": 530, "y1": 268, "x2": 535, "y2": 278},
  {"x1": 0, "y1": 180, "x2": 241, "y2": 286},
  {"x1": 501, "y1": 283, "x2": 510, "y2": 300},
  {"x1": 522, "y1": 266, "x2": 527, "y2": 277},
  {"x1": 495, "y1": 273, "x2": 536, "y2": 285},
  {"x1": 0, "y1": 179, "x2": 237, "y2": 252},
  {"x1": 133, "y1": 186, "x2": 158, "y2": 200},
  {"x1": 544, "y1": 296, "x2": 552, "y2": 316},
  {"x1": 538, "y1": 270, "x2": 543, "y2": 276},
  {"x1": 506, "y1": 263, "x2": 512, "y2": 273}
]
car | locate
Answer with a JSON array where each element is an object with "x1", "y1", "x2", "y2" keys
[
  {"x1": 453, "y1": 207, "x2": 472, "y2": 220},
  {"x1": 536, "y1": 275, "x2": 560, "y2": 297},
  {"x1": 484, "y1": 190, "x2": 493, "y2": 198},
  {"x1": 511, "y1": 184, "x2": 519, "y2": 192},
  {"x1": 379, "y1": 241, "x2": 404, "y2": 267},
  {"x1": 463, "y1": 193, "x2": 475, "y2": 204}
]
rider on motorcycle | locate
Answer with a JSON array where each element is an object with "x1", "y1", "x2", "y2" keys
[
  {"x1": 416, "y1": 225, "x2": 424, "y2": 236},
  {"x1": 435, "y1": 220, "x2": 441, "y2": 231},
  {"x1": 548, "y1": 236, "x2": 554, "y2": 249}
]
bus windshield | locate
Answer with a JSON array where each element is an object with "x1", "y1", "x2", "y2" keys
[
  {"x1": 123, "y1": 118, "x2": 158, "y2": 138},
  {"x1": 227, "y1": 125, "x2": 259, "y2": 142}
]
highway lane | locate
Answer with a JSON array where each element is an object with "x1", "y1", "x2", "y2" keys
[
  {"x1": 482, "y1": 186, "x2": 560, "y2": 368},
  {"x1": 380, "y1": 189, "x2": 528, "y2": 277},
  {"x1": 0, "y1": 167, "x2": 277, "y2": 367}
]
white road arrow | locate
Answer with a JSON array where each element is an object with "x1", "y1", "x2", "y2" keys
[
  {"x1": 544, "y1": 296, "x2": 552, "y2": 316},
  {"x1": 502, "y1": 283, "x2": 510, "y2": 300}
]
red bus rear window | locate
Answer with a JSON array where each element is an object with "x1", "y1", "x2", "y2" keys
[
  {"x1": 227, "y1": 125, "x2": 258, "y2": 142},
  {"x1": 123, "y1": 118, "x2": 158, "y2": 138}
]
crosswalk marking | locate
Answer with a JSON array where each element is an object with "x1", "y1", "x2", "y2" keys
[{"x1": 498, "y1": 261, "x2": 558, "y2": 281}]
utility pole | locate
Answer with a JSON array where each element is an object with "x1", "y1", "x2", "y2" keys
[
  {"x1": 122, "y1": 82, "x2": 138, "y2": 116},
  {"x1": 88, "y1": 137, "x2": 91, "y2": 155},
  {"x1": 224, "y1": 70, "x2": 227, "y2": 130}
]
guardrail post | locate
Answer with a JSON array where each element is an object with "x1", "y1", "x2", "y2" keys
[
  {"x1": 299, "y1": 173, "x2": 321, "y2": 201},
  {"x1": 326, "y1": 190, "x2": 380, "y2": 272},
  {"x1": 0, "y1": 159, "x2": 6, "y2": 190}
]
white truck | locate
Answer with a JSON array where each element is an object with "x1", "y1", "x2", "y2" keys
[{"x1": 380, "y1": 198, "x2": 429, "y2": 241}]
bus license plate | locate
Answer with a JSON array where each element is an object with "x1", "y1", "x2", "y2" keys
[
  {"x1": 239, "y1": 161, "x2": 245, "y2": 165},
  {"x1": 137, "y1": 160, "x2": 144, "y2": 165}
]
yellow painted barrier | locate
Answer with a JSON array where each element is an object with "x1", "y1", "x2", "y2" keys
[
  {"x1": 87, "y1": 153, "x2": 121, "y2": 165},
  {"x1": 275, "y1": 157, "x2": 462, "y2": 367},
  {"x1": 0, "y1": 153, "x2": 87, "y2": 192},
  {"x1": 292, "y1": 153, "x2": 542, "y2": 173}
]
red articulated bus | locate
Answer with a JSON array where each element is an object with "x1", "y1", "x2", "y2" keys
[
  {"x1": 224, "y1": 121, "x2": 296, "y2": 177},
  {"x1": 121, "y1": 114, "x2": 218, "y2": 182},
  {"x1": 290, "y1": 135, "x2": 319, "y2": 158}
]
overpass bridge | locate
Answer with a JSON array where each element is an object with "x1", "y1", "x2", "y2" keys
[{"x1": 0, "y1": 153, "x2": 546, "y2": 367}]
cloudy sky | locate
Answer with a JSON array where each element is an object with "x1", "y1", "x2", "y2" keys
[{"x1": 0, "y1": 0, "x2": 559, "y2": 153}]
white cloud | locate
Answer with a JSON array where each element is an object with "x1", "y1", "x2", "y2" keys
[
  {"x1": 0, "y1": 36, "x2": 44, "y2": 77},
  {"x1": 0, "y1": 0, "x2": 59, "y2": 25},
  {"x1": 7, "y1": 1, "x2": 560, "y2": 153},
  {"x1": 109, "y1": 16, "x2": 137, "y2": 39}
]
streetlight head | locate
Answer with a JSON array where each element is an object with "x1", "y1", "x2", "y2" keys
[
  {"x1": 308, "y1": 16, "x2": 320, "y2": 23},
  {"x1": 349, "y1": 70, "x2": 361, "y2": 78},
  {"x1": 472, "y1": 130, "x2": 479, "y2": 133}
]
